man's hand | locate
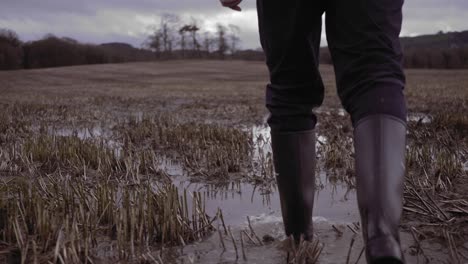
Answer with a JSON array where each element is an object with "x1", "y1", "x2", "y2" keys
[{"x1": 220, "y1": 0, "x2": 242, "y2": 11}]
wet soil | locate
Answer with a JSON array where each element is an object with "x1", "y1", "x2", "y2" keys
[{"x1": 0, "y1": 61, "x2": 467, "y2": 263}]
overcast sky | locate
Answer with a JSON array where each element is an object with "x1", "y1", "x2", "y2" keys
[{"x1": 1, "y1": 0, "x2": 467, "y2": 49}]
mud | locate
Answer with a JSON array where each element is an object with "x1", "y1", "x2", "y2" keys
[{"x1": 161, "y1": 218, "x2": 450, "y2": 264}]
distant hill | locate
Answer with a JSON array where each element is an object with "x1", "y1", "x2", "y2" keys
[
  {"x1": 318, "y1": 30, "x2": 468, "y2": 68},
  {"x1": 100, "y1": 42, "x2": 135, "y2": 49},
  {"x1": 400, "y1": 30, "x2": 468, "y2": 68},
  {"x1": 99, "y1": 42, "x2": 156, "y2": 62},
  {"x1": 19, "y1": 38, "x2": 157, "y2": 69},
  {"x1": 401, "y1": 30, "x2": 468, "y2": 50}
]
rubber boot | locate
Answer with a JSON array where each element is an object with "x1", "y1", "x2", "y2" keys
[
  {"x1": 271, "y1": 130, "x2": 316, "y2": 242},
  {"x1": 353, "y1": 115, "x2": 406, "y2": 264}
]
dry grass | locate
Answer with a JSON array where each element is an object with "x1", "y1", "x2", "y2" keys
[
  {"x1": 0, "y1": 172, "x2": 216, "y2": 263},
  {"x1": 117, "y1": 115, "x2": 253, "y2": 179},
  {"x1": 0, "y1": 61, "x2": 467, "y2": 262}
]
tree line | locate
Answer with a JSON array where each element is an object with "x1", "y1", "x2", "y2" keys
[
  {"x1": 141, "y1": 14, "x2": 245, "y2": 60},
  {"x1": 402, "y1": 46, "x2": 468, "y2": 69},
  {"x1": 319, "y1": 46, "x2": 468, "y2": 69},
  {"x1": 0, "y1": 14, "x2": 249, "y2": 70},
  {"x1": 2, "y1": 18, "x2": 468, "y2": 70},
  {"x1": 0, "y1": 29, "x2": 158, "y2": 70}
]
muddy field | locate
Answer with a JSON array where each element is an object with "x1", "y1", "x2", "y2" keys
[{"x1": 0, "y1": 60, "x2": 467, "y2": 263}]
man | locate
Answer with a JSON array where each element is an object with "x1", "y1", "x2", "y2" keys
[{"x1": 220, "y1": 0, "x2": 407, "y2": 263}]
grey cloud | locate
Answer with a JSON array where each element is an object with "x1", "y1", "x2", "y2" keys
[
  {"x1": 0, "y1": 0, "x2": 256, "y2": 18},
  {"x1": 0, "y1": 0, "x2": 467, "y2": 49}
]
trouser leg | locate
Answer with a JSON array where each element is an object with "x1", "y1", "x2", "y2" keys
[
  {"x1": 257, "y1": 0, "x2": 324, "y2": 242},
  {"x1": 257, "y1": 0, "x2": 325, "y2": 132},
  {"x1": 326, "y1": 0, "x2": 407, "y2": 126}
]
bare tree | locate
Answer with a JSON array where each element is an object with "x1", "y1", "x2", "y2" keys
[
  {"x1": 461, "y1": 46, "x2": 468, "y2": 68},
  {"x1": 216, "y1": 24, "x2": 228, "y2": 59},
  {"x1": 0, "y1": 28, "x2": 23, "y2": 70},
  {"x1": 187, "y1": 18, "x2": 201, "y2": 57},
  {"x1": 143, "y1": 27, "x2": 163, "y2": 57},
  {"x1": 151, "y1": 33, "x2": 163, "y2": 56},
  {"x1": 228, "y1": 24, "x2": 241, "y2": 55},
  {"x1": 0, "y1": 29, "x2": 21, "y2": 47},
  {"x1": 143, "y1": 13, "x2": 180, "y2": 58},
  {"x1": 179, "y1": 25, "x2": 190, "y2": 58},
  {"x1": 160, "y1": 13, "x2": 180, "y2": 54},
  {"x1": 203, "y1": 31, "x2": 215, "y2": 55},
  {"x1": 189, "y1": 25, "x2": 201, "y2": 56}
]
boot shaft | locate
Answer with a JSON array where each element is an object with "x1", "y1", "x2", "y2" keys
[
  {"x1": 271, "y1": 130, "x2": 316, "y2": 241},
  {"x1": 353, "y1": 114, "x2": 407, "y2": 263}
]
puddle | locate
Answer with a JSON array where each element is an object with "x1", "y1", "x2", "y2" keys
[
  {"x1": 30, "y1": 121, "x2": 451, "y2": 263},
  {"x1": 43, "y1": 125, "x2": 125, "y2": 157},
  {"x1": 172, "y1": 171, "x2": 358, "y2": 227},
  {"x1": 160, "y1": 173, "x2": 448, "y2": 264},
  {"x1": 164, "y1": 169, "x2": 363, "y2": 263},
  {"x1": 158, "y1": 187, "x2": 446, "y2": 264},
  {"x1": 150, "y1": 118, "x2": 468, "y2": 261},
  {"x1": 157, "y1": 156, "x2": 186, "y2": 176},
  {"x1": 170, "y1": 219, "x2": 448, "y2": 264},
  {"x1": 160, "y1": 123, "x2": 449, "y2": 263},
  {"x1": 149, "y1": 124, "x2": 355, "y2": 224},
  {"x1": 155, "y1": 123, "x2": 358, "y2": 229},
  {"x1": 133, "y1": 111, "x2": 144, "y2": 122},
  {"x1": 51, "y1": 126, "x2": 108, "y2": 139}
]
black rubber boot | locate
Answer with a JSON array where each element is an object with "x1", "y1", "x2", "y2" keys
[
  {"x1": 353, "y1": 115, "x2": 406, "y2": 264},
  {"x1": 271, "y1": 130, "x2": 316, "y2": 242}
]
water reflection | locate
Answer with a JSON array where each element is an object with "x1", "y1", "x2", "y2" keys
[
  {"x1": 44, "y1": 122, "x2": 359, "y2": 225},
  {"x1": 171, "y1": 169, "x2": 358, "y2": 227}
]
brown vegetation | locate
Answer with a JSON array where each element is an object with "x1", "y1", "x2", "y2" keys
[{"x1": 0, "y1": 61, "x2": 467, "y2": 263}]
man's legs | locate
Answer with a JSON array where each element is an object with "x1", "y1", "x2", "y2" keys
[
  {"x1": 326, "y1": 0, "x2": 407, "y2": 263},
  {"x1": 257, "y1": 0, "x2": 324, "y2": 241},
  {"x1": 325, "y1": 0, "x2": 407, "y2": 125}
]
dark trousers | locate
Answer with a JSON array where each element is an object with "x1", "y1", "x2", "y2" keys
[{"x1": 257, "y1": 0, "x2": 407, "y2": 131}]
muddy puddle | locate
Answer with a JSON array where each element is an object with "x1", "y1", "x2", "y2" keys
[
  {"x1": 157, "y1": 137, "x2": 366, "y2": 263},
  {"x1": 151, "y1": 125, "x2": 348, "y2": 263},
  {"x1": 159, "y1": 217, "x2": 450, "y2": 264},
  {"x1": 42, "y1": 124, "x2": 124, "y2": 156},
  {"x1": 42, "y1": 119, "x2": 449, "y2": 263},
  {"x1": 161, "y1": 171, "x2": 448, "y2": 264},
  {"x1": 153, "y1": 124, "x2": 448, "y2": 263},
  {"x1": 153, "y1": 124, "x2": 358, "y2": 227},
  {"x1": 159, "y1": 168, "x2": 448, "y2": 264},
  {"x1": 170, "y1": 170, "x2": 358, "y2": 227}
]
